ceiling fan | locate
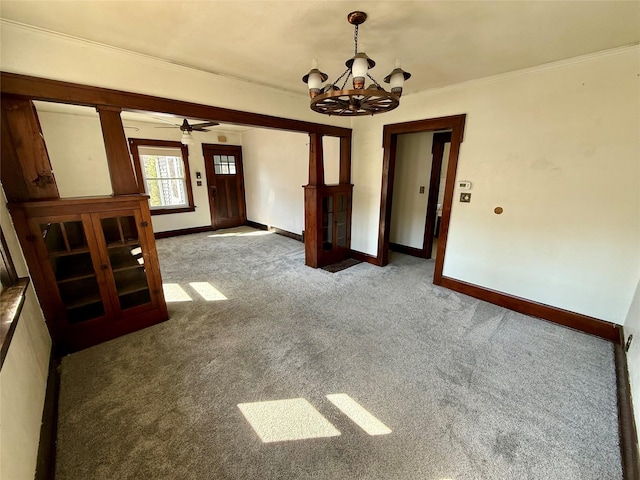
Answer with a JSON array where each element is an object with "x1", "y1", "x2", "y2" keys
[{"x1": 153, "y1": 117, "x2": 219, "y2": 145}]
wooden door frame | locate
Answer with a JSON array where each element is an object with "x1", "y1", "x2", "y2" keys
[
  {"x1": 378, "y1": 114, "x2": 466, "y2": 285},
  {"x1": 422, "y1": 131, "x2": 452, "y2": 259},
  {"x1": 201, "y1": 144, "x2": 247, "y2": 229}
]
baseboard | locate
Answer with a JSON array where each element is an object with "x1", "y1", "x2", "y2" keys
[
  {"x1": 437, "y1": 276, "x2": 621, "y2": 343},
  {"x1": 246, "y1": 221, "x2": 303, "y2": 242},
  {"x1": 615, "y1": 329, "x2": 640, "y2": 480},
  {"x1": 35, "y1": 354, "x2": 60, "y2": 480},
  {"x1": 154, "y1": 225, "x2": 213, "y2": 239},
  {"x1": 389, "y1": 242, "x2": 427, "y2": 258},
  {"x1": 349, "y1": 249, "x2": 381, "y2": 266}
]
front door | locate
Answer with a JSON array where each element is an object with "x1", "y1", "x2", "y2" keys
[{"x1": 202, "y1": 144, "x2": 247, "y2": 229}]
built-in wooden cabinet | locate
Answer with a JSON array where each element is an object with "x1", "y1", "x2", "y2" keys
[
  {"x1": 304, "y1": 184, "x2": 353, "y2": 268},
  {"x1": 8, "y1": 195, "x2": 168, "y2": 353}
]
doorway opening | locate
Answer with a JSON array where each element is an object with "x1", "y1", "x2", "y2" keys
[
  {"x1": 389, "y1": 131, "x2": 452, "y2": 260},
  {"x1": 378, "y1": 114, "x2": 466, "y2": 285}
]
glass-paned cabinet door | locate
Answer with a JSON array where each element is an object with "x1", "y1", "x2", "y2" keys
[
  {"x1": 322, "y1": 195, "x2": 333, "y2": 251},
  {"x1": 101, "y1": 214, "x2": 152, "y2": 311},
  {"x1": 40, "y1": 219, "x2": 105, "y2": 324},
  {"x1": 335, "y1": 194, "x2": 349, "y2": 248}
]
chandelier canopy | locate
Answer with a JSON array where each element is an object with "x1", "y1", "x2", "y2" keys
[{"x1": 302, "y1": 11, "x2": 411, "y2": 116}]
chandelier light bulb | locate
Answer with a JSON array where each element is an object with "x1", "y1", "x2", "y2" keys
[
  {"x1": 302, "y1": 58, "x2": 328, "y2": 98},
  {"x1": 384, "y1": 58, "x2": 412, "y2": 97},
  {"x1": 351, "y1": 56, "x2": 368, "y2": 89}
]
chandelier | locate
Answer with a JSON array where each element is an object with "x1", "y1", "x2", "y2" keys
[{"x1": 302, "y1": 11, "x2": 411, "y2": 116}]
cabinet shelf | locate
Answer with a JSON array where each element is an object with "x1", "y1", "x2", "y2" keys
[
  {"x1": 57, "y1": 273, "x2": 96, "y2": 284},
  {"x1": 49, "y1": 247, "x2": 91, "y2": 258},
  {"x1": 118, "y1": 283, "x2": 150, "y2": 297},
  {"x1": 107, "y1": 240, "x2": 140, "y2": 249},
  {"x1": 112, "y1": 264, "x2": 145, "y2": 274},
  {"x1": 66, "y1": 294, "x2": 102, "y2": 310}
]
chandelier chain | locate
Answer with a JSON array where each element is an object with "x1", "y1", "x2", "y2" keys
[
  {"x1": 367, "y1": 73, "x2": 381, "y2": 88},
  {"x1": 354, "y1": 24, "x2": 359, "y2": 55},
  {"x1": 338, "y1": 68, "x2": 351, "y2": 90}
]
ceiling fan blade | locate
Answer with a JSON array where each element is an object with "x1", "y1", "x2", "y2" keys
[
  {"x1": 191, "y1": 121, "x2": 219, "y2": 129},
  {"x1": 151, "y1": 116, "x2": 181, "y2": 127},
  {"x1": 192, "y1": 128, "x2": 212, "y2": 132}
]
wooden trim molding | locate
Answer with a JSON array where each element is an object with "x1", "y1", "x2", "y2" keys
[
  {"x1": 437, "y1": 275, "x2": 621, "y2": 343},
  {"x1": 615, "y1": 330, "x2": 640, "y2": 480},
  {"x1": 246, "y1": 221, "x2": 303, "y2": 242},
  {"x1": 96, "y1": 106, "x2": 139, "y2": 195},
  {"x1": 0, "y1": 72, "x2": 351, "y2": 138},
  {"x1": 389, "y1": 242, "x2": 427, "y2": 258},
  {"x1": 0, "y1": 277, "x2": 30, "y2": 368},
  {"x1": 128, "y1": 138, "x2": 196, "y2": 214},
  {"x1": 349, "y1": 249, "x2": 379, "y2": 266},
  {"x1": 154, "y1": 225, "x2": 214, "y2": 239},
  {"x1": 377, "y1": 114, "x2": 466, "y2": 272}
]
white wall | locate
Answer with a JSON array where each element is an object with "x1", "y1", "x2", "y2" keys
[
  {"x1": 0, "y1": 192, "x2": 52, "y2": 480},
  {"x1": 351, "y1": 46, "x2": 640, "y2": 325},
  {"x1": 624, "y1": 279, "x2": 640, "y2": 446},
  {"x1": 242, "y1": 128, "x2": 339, "y2": 235},
  {"x1": 390, "y1": 132, "x2": 433, "y2": 248},
  {"x1": 37, "y1": 107, "x2": 113, "y2": 197}
]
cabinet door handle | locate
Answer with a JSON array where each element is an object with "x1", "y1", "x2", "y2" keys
[
  {"x1": 140, "y1": 221, "x2": 148, "y2": 227},
  {"x1": 100, "y1": 264, "x2": 108, "y2": 270}
]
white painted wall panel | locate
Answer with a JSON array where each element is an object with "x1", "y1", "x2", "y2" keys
[
  {"x1": 0, "y1": 194, "x2": 51, "y2": 480},
  {"x1": 242, "y1": 129, "x2": 339, "y2": 235},
  {"x1": 351, "y1": 47, "x2": 640, "y2": 324}
]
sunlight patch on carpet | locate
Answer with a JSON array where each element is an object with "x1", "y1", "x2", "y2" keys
[
  {"x1": 238, "y1": 398, "x2": 341, "y2": 443},
  {"x1": 326, "y1": 394, "x2": 392, "y2": 435},
  {"x1": 208, "y1": 228, "x2": 272, "y2": 238},
  {"x1": 189, "y1": 282, "x2": 227, "y2": 301},
  {"x1": 162, "y1": 283, "x2": 192, "y2": 302}
]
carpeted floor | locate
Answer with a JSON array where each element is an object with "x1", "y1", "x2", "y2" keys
[{"x1": 55, "y1": 227, "x2": 621, "y2": 479}]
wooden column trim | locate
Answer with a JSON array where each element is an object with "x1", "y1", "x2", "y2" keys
[
  {"x1": 339, "y1": 136, "x2": 352, "y2": 185},
  {"x1": 96, "y1": 105, "x2": 139, "y2": 195},
  {"x1": 1, "y1": 97, "x2": 59, "y2": 200},
  {"x1": 308, "y1": 133, "x2": 325, "y2": 187}
]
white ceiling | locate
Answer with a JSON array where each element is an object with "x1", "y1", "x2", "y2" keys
[{"x1": 1, "y1": 1, "x2": 639, "y2": 96}]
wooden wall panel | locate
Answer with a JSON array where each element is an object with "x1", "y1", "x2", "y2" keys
[{"x1": 1, "y1": 97, "x2": 59, "y2": 200}]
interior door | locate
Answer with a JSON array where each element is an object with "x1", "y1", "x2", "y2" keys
[{"x1": 202, "y1": 144, "x2": 247, "y2": 229}]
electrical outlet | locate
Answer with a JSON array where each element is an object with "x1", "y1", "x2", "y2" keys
[
  {"x1": 419, "y1": 186, "x2": 425, "y2": 194},
  {"x1": 460, "y1": 193, "x2": 471, "y2": 203},
  {"x1": 196, "y1": 181, "x2": 202, "y2": 186}
]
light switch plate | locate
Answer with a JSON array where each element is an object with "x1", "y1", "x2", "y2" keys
[{"x1": 460, "y1": 193, "x2": 471, "y2": 203}]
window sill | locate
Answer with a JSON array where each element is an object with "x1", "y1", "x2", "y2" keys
[
  {"x1": 0, "y1": 277, "x2": 30, "y2": 369},
  {"x1": 150, "y1": 206, "x2": 196, "y2": 216}
]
